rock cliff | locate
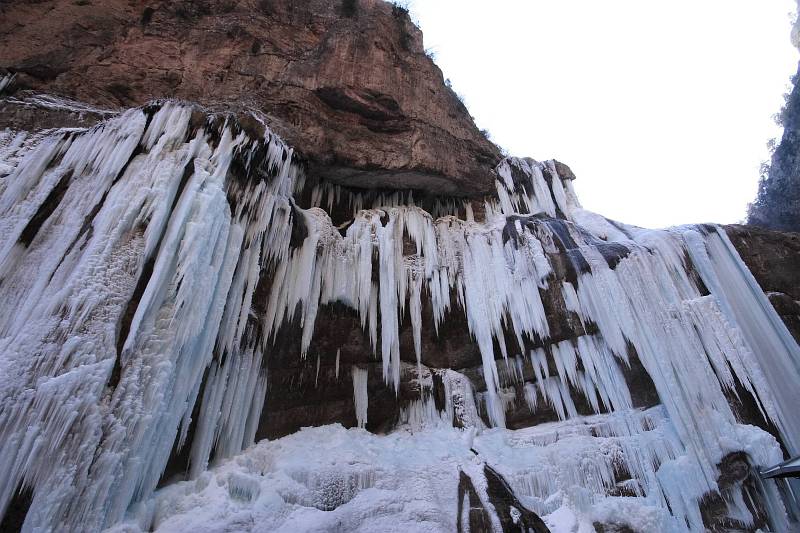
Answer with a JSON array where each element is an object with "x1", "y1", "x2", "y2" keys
[
  {"x1": 0, "y1": 0, "x2": 500, "y2": 196},
  {"x1": 748, "y1": 3, "x2": 800, "y2": 231},
  {"x1": 725, "y1": 224, "x2": 800, "y2": 341}
]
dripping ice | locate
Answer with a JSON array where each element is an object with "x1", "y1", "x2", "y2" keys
[{"x1": 0, "y1": 102, "x2": 798, "y2": 532}]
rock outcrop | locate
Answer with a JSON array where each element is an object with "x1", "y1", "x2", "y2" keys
[
  {"x1": 0, "y1": 0, "x2": 501, "y2": 196},
  {"x1": 725, "y1": 224, "x2": 800, "y2": 341}
]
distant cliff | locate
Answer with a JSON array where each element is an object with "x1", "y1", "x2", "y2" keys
[
  {"x1": 748, "y1": 64, "x2": 800, "y2": 231},
  {"x1": 748, "y1": 5, "x2": 800, "y2": 231}
]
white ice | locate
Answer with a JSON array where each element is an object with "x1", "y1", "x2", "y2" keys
[{"x1": 0, "y1": 101, "x2": 798, "y2": 532}]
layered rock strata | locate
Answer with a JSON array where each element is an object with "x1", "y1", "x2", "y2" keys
[{"x1": 0, "y1": 0, "x2": 500, "y2": 195}]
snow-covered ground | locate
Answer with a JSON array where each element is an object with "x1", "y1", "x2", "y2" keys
[{"x1": 107, "y1": 408, "x2": 779, "y2": 533}]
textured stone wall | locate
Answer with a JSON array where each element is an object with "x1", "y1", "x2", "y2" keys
[{"x1": 0, "y1": 0, "x2": 501, "y2": 196}]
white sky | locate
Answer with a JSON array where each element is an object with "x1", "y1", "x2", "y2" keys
[{"x1": 408, "y1": 1, "x2": 799, "y2": 228}]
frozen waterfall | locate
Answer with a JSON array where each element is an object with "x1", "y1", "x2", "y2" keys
[{"x1": 0, "y1": 100, "x2": 799, "y2": 532}]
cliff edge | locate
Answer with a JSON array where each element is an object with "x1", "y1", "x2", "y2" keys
[{"x1": 0, "y1": 0, "x2": 501, "y2": 195}]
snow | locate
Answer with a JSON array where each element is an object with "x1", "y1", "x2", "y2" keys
[
  {"x1": 1, "y1": 99, "x2": 799, "y2": 531},
  {"x1": 105, "y1": 424, "x2": 473, "y2": 533},
  {"x1": 102, "y1": 412, "x2": 781, "y2": 533}
]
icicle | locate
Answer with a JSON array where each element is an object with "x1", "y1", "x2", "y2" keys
[
  {"x1": 352, "y1": 367, "x2": 368, "y2": 429},
  {"x1": 0, "y1": 101, "x2": 301, "y2": 530},
  {"x1": 0, "y1": 72, "x2": 16, "y2": 94},
  {"x1": 683, "y1": 226, "x2": 800, "y2": 455}
]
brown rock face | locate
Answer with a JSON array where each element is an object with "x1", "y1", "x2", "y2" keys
[
  {"x1": 725, "y1": 224, "x2": 800, "y2": 342},
  {"x1": 0, "y1": 0, "x2": 501, "y2": 195},
  {"x1": 724, "y1": 224, "x2": 800, "y2": 300}
]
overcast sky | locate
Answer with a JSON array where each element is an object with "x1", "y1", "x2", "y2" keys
[{"x1": 408, "y1": 1, "x2": 798, "y2": 228}]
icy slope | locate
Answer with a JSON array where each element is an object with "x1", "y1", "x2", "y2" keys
[
  {"x1": 104, "y1": 410, "x2": 778, "y2": 533},
  {"x1": 0, "y1": 100, "x2": 799, "y2": 531}
]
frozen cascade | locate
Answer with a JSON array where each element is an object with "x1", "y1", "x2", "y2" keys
[
  {"x1": 683, "y1": 228, "x2": 800, "y2": 455},
  {"x1": 0, "y1": 102, "x2": 300, "y2": 531},
  {"x1": 0, "y1": 102, "x2": 799, "y2": 531}
]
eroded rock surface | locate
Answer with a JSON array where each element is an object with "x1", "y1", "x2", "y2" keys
[
  {"x1": 726, "y1": 224, "x2": 800, "y2": 341},
  {"x1": 0, "y1": 0, "x2": 501, "y2": 195}
]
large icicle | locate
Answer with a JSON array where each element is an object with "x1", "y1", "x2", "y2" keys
[
  {"x1": 683, "y1": 226, "x2": 800, "y2": 455},
  {"x1": 352, "y1": 367, "x2": 369, "y2": 429}
]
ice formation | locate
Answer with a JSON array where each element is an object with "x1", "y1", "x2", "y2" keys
[
  {"x1": 0, "y1": 100, "x2": 799, "y2": 532},
  {"x1": 0, "y1": 73, "x2": 15, "y2": 95},
  {"x1": 352, "y1": 367, "x2": 369, "y2": 429}
]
